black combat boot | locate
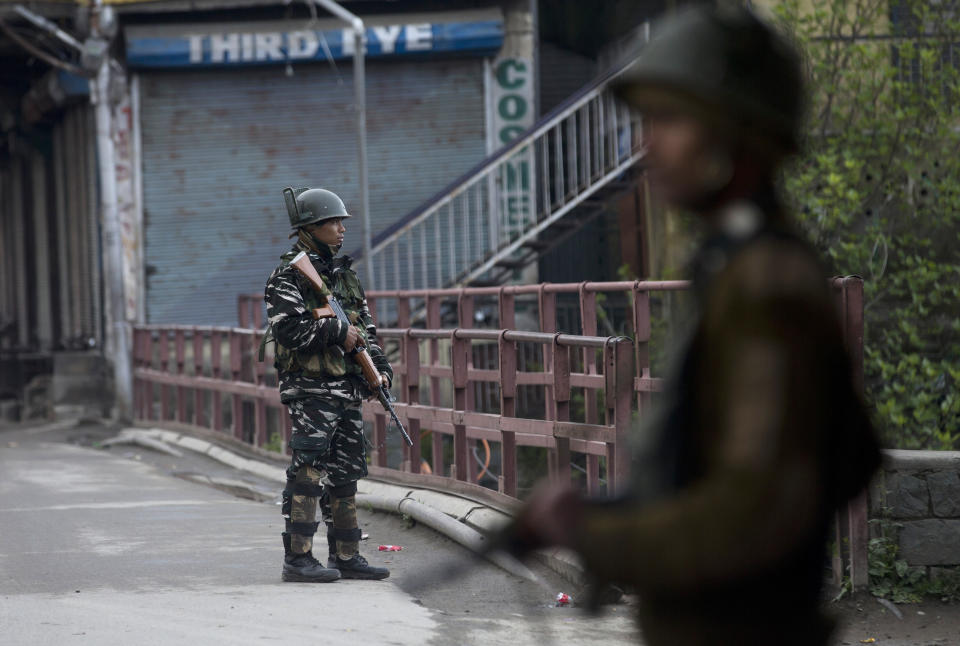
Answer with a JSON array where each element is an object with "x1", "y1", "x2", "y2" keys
[
  {"x1": 326, "y1": 523, "x2": 337, "y2": 567},
  {"x1": 326, "y1": 489, "x2": 389, "y2": 579},
  {"x1": 332, "y1": 553, "x2": 390, "y2": 580},
  {"x1": 281, "y1": 533, "x2": 340, "y2": 583},
  {"x1": 326, "y1": 524, "x2": 388, "y2": 580}
]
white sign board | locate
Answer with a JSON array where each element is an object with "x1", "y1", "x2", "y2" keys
[{"x1": 489, "y1": 56, "x2": 535, "y2": 245}]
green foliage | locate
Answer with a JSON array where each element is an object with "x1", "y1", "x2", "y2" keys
[
  {"x1": 868, "y1": 513, "x2": 960, "y2": 602},
  {"x1": 264, "y1": 431, "x2": 284, "y2": 454},
  {"x1": 831, "y1": 575, "x2": 853, "y2": 602},
  {"x1": 868, "y1": 532, "x2": 925, "y2": 603},
  {"x1": 774, "y1": 0, "x2": 960, "y2": 449},
  {"x1": 516, "y1": 446, "x2": 549, "y2": 493},
  {"x1": 928, "y1": 568, "x2": 960, "y2": 602},
  {"x1": 648, "y1": 298, "x2": 675, "y2": 377},
  {"x1": 620, "y1": 257, "x2": 688, "y2": 378}
]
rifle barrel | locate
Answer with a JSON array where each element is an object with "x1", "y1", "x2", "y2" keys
[{"x1": 380, "y1": 387, "x2": 413, "y2": 446}]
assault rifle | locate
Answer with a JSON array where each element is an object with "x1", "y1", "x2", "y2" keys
[{"x1": 289, "y1": 251, "x2": 413, "y2": 447}]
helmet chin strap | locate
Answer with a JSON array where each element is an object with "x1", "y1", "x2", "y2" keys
[
  {"x1": 294, "y1": 228, "x2": 322, "y2": 254},
  {"x1": 294, "y1": 228, "x2": 341, "y2": 257}
]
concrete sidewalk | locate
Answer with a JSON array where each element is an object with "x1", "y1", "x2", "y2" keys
[
  {"x1": 110, "y1": 424, "x2": 583, "y2": 584},
  {"x1": 0, "y1": 426, "x2": 435, "y2": 645},
  {"x1": 0, "y1": 419, "x2": 640, "y2": 646}
]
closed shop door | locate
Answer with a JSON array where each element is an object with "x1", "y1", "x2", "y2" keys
[{"x1": 139, "y1": 58, "x2": 485, "y2": 325}]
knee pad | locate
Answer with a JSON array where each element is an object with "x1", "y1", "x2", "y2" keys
[
  {"x1": 282, "y1": 470, "x2": 326, "y2": 517},
  {"x1": 282, "y1": 466, "x2": 326, "y2": 510},
  {"x1": 327, "y1": 481, "x2": 358, "y2": 499}
]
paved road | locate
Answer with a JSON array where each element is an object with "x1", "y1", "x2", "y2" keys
[{"x1": 0, "y1": 421, "x2": 639, "y2": 646}]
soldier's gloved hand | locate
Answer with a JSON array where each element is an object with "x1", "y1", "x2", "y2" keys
[{"x1": 344, "y1": 325, "x2": 363, "y2": 352}]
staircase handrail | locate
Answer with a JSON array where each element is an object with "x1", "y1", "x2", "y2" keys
[{"x1": 348, "y1": 54, "x2": 640, "y2": 259}]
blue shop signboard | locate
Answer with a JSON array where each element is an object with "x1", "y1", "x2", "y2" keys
[{"x1": 126, "y1": 16, "x2": 504, "y2": 68}]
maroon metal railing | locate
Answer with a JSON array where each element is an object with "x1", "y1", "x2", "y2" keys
[
  {"x1": 132, "y1": 325, "x2": 286, "y2": 447},
  {"x1": 131, "y1": 324, "x2": 636, "y2": 499},
  {"x1": 209, "y1": 277, "x2": 871, "y2": 586},
  {"x1": 238, "y1": 280, "x2": 690, "y2": 419},
  {"x1": 364, "y1": 281, "x2": 688, "y2": 416},
  {"x1": 364, "y1": 328, "x2": 635, "y2": 497}
]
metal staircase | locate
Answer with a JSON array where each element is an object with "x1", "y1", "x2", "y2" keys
[{"x1": 359, "y1": 56, "x2": 645, "y2": 299}]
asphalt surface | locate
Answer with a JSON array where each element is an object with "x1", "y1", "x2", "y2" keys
[
  {"x1": 4, "y1": 419, "x2": 959, "y2": 646},
  {"x1": 0, "y1": 420, "x2": 639, "y2": 646}
]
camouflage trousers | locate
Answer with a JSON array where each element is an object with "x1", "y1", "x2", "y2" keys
[
  {"x1": 286, "y1": 396, "x2": 367, "y2": 486},
  {"x1": 282, "y1": 397, "x2": 366, "y2": 556}
]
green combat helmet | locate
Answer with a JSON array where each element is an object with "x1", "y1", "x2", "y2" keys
[
  {"x1": 614, "y1": 4, "x2": 805, "y2": 155},
  {"x1": 283, "y1": 187, "x2": 353, "y2": 228}
]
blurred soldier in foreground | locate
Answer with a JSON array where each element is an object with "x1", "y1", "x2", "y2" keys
[
  {"x1": 264, "y1": 188, "x2": 393, "y2": 582},
  {"x1": 515, "y1": 6, "x2": 879, "y2": 644}
]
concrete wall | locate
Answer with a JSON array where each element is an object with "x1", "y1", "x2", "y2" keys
[{"x1": 871, "y1": 450, "x2": 960, "y2": 577}]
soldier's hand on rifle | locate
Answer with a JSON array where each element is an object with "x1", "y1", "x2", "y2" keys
[
  {"x1": 343, "y1": 325, "x2": 363, "y2": 352},
  {"x1": 366, "y1": 375, "x2": 389, "y2": 402}
]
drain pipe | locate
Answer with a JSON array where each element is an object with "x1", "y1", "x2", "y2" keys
[{"x1": 310, "y1": 0, "x2": 373, "y2": 287}]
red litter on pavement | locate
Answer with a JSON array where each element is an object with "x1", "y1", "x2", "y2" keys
[
  {"x1": 555, "y1": 593, "x2": 572, "y2": 607},
  {"x1": 378, "y1": 545, "x2": 403, "y2": 551}
]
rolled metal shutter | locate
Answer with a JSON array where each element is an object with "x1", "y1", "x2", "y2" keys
[
  {"x1": 139, "y1": 58, "x2": 485, "y2": 325},
  {"x1": 52, "y1": 104, "x2": 102, "y2": 349}
]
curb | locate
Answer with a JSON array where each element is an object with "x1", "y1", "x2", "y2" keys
[{"x1": 118, "y1": 426, "x2": 585, "y2": 585}]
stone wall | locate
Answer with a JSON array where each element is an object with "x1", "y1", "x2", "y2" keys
[{"x1": 870, "y1": 450, "x2": 960, "y2": 576}]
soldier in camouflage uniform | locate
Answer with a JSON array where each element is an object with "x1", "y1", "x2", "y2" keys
[
  {"x1": 512, "y1": 6, "x2": 880, "y2": 645},
  {"x1": 264, "y1": 187, "x2": 392, "y2": 582}
]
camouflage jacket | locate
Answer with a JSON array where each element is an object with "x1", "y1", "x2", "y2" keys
[
  {"x1": 572, "y1": 198, "x2": 879, "y2": 643},
  {"x1": 264, "y1": 242, "x2": 392, "y2": 403}
]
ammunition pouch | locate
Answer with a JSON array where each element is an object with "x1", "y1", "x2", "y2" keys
[
  {"x1": 275, "y1": 342, "x2": 352, "y2": 379},
  {"x1": 289, "y1": 434, "x2": 329, "y2": 454}
]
